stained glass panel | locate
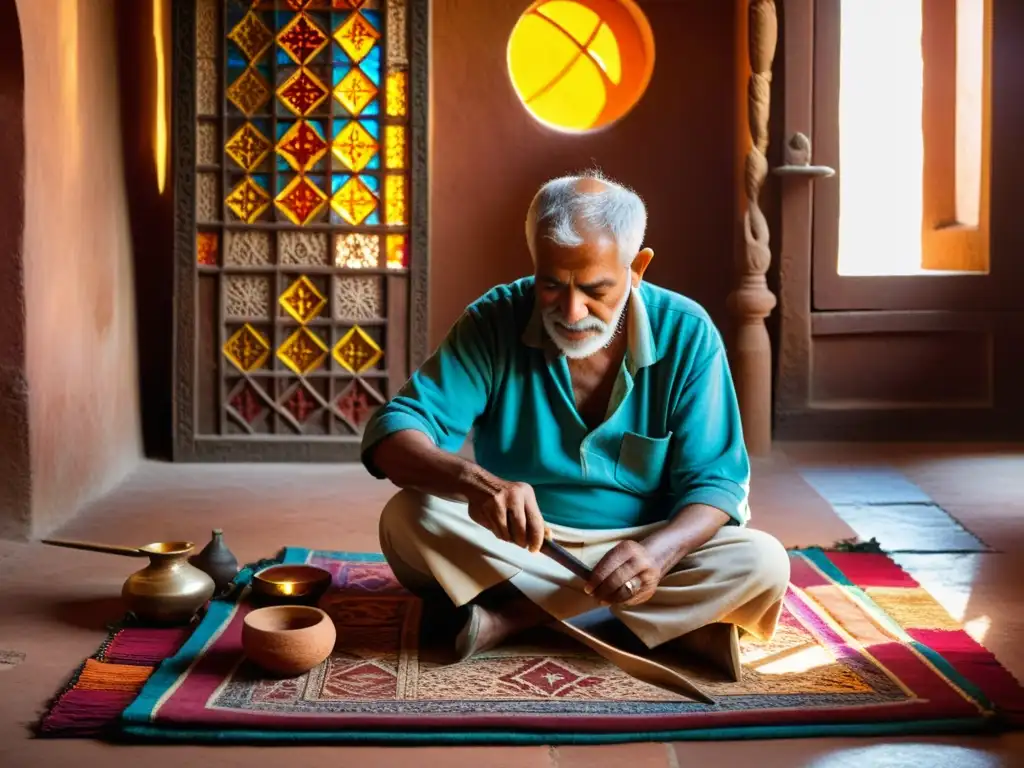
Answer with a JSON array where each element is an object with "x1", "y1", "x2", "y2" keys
[{"x1": 189, "y1": 0, "x2": 416, "y2": 450}]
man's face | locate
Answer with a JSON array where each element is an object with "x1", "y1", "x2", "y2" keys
[{"x1": 533, "y1": 227, "x2": 632, "y2": 359}]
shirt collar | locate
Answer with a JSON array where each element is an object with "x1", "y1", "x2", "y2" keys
[{"x1": 521, "y1": 284, "x2": 660, "y2": 372}]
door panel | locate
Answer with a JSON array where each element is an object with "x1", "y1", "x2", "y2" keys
[{"x1": 774, "y1": 0, "x2": 1024, "y2": 440}]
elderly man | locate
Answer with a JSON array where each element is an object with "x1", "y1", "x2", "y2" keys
[{"x1": 360, "y1": 172, "x2": 790, "y2": 681}]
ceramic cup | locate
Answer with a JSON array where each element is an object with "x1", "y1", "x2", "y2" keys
[{"x1": 242, "y1": 605, "x2": 337, "y2": 676}]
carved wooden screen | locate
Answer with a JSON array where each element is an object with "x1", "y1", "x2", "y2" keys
[{"x1": 173, "y1": 0, "x2": 427, "y2": 461}]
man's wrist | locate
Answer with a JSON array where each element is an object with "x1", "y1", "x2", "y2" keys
[{"x1": 456, "y1": 461, "x2": 502, "y2": 505}]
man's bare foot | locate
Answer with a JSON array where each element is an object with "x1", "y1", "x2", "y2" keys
[
  {"x1": 454, "y1": 586, "x2": 551, "y2": 661},
  {"x1": 671, "y1": 623, "x2": 742, "y2": 682}
]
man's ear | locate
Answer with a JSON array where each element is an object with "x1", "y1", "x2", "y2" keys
[{"x1": 630, "y1": 248, "x2": 654, "y2": 286}]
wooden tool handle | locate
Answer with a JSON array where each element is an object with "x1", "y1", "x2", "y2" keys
[{"x1": 41, "y1": 538, "x2": 146, "y2": 558}]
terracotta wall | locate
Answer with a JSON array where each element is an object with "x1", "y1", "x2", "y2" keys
[
  {"x1": 428, "y1": 0, "x2": 740, "y2": 347},
  {"x1": 16, "y1": 0, "x2": 141, "y2": 537}
]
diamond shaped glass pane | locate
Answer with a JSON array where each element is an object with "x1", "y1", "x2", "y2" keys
[
  {"x1": 229, "y1": 381, "x2": 268, "y2": 424},
  {"x1": 225, "y1": 122, "x2": 272, "y2": 171},
  {"x1": 333, "y1": 12, "x2": 380, "y2": 63},
  {"x1": 331, "y1": 176, "x2": 378, "y2": 225},
  {"x1": 279, "y1": 275, "x2": 327, "y2": 324},
  {"x1": 333, "y1": 325, "x2": 383, "y2": 373},
  {"x1": 278, "y1": 327, "x2": 329, "y2": 375},
  {"x1": 223, "y1": 324, "x2": 271, "y2": 372},
  {"x1": 228, "y1": 11, "x2": 273, "y2": 62},
  {"x1": 277, "y1": 13, "x2": 329, "y2": 65},
  {"x1": 281, "y1": 382, "x2": 321, "y2": 423},
  {"x1": 332, "y1": 121, "x2": 379, "y2": 172},
  {"x1": 277, "y1": 68, "x2": 329, "y2": 116},
  {"x1": 336, "y1": 379, "x2": 381, "y2": 428},
  {"x1": 226, "y1": 177, "x2": 271, "y2": 223},
  {"x1": 386, "y1": 69, "x2": 407, "y2": 117},
  {"x1": 276, "y1": 120, "x2": 328, "y2": 172},
  {"x1": 275, "y1": 176, "x2": 328, "y2": 225},
  {"x1": 227, "y1": 68, "x2": 272, "y2": 116},
  {"x1": 333, "y1": 67, "x2": 378, "y2": 115}
]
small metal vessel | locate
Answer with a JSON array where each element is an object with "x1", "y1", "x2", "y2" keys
[{"x1": 42, "y1": 538, "x2": 216, "y2": 625}]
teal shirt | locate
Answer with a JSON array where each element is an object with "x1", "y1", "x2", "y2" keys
[{"x1": 361, "y1": 278, "x2": 751, "y2": 530}]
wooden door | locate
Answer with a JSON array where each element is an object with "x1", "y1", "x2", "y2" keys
[
  {"x1": 774, "y1": 0, "x2": 1024, "y2": 440},
  {"x1": 171, "y1": 0, "x2": 429, "y2": 461}
]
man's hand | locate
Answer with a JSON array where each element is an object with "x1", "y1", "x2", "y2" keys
[
  {"x1": 585, "y1": 540, "x2": 662, "y2": 607},
  {"x1": 467, "y1": 480, "x2": 546, "y2": 553}
]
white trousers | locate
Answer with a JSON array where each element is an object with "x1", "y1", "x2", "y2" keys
[{"x1": 378, "y1": 490, "x2": 791, "y2": 649}]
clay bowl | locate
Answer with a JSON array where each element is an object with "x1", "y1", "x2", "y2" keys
[
  {"x1": 242, "y1": 605, "x2": 336, "y2": 677},
  {"x1": 251, "y1": 564, "x2": 332, "y2": 605}
]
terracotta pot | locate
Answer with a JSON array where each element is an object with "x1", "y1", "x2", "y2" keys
[{"x1": 242, "y1": 605, "x2": 336, "y2": 676}]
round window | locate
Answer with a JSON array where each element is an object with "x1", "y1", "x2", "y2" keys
[{"x1": 507, "y1": 0, "x2": 655, "y2": 133}]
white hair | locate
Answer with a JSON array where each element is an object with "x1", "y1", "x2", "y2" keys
[{"x1": 525, "y1": 170, "x2": 647, "y2": 267}]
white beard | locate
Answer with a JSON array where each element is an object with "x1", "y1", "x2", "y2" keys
[{"x1": 542, "y1": 283, "x2": 631, "y2": 360}]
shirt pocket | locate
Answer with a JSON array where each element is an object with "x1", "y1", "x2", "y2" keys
[{"x1": 614, "y1": 431, "x2": 672, "y2": 495}]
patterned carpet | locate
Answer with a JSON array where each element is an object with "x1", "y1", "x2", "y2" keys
[{"x1": 39, "y1": 547, "x2": 1024, "y2": 744}]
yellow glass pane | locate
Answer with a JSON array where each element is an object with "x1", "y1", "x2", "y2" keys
[
  {"x1": 334, "y1": 12, "x2": 380, "y2": 63},
  {"x1": 535, "y1": 1, "x2": 600, "y2": 46},
  {"x1": 385, "y1": 174, "x2": 405, "y2": 225},
  {"x1": 333, "y1": 325, "x2": 383, "y2": 373},
  {"x1": 276, "y1": 120, "x2": 328, "y2": 172},
  {"x1": 386, "y1": 70, "x2": 407, "y2": 117},
  {"x1": 276, "y1": 68, "x2": 329, "y2": 116},
  {"x1": 332, "y1": 121, "x2": 379, "y2": 172},
  {"x1": 225, "y1": 122, "x2": 272, "y2": 171},
  {"x1": 335, "y1": 233, "x2": 379, "y2": 268},
  {"x1": 331, "y1": 176, "x2": 378, "y2": 225},
  {"x1": 333, "y1": 67, "x2": 378, "y2": 115},
  {"x1": 385, "y1": 125, "x2": 405, "y2": 170},
  {"x1": 226, "y1": 177, "x2": 271, "y2": 223},
  {"x1": 386, "y1": 234, "x2": 406, "y2": 269},
  {"x1": 223, "y1": 324, "x2": 270, "y2": 372},
  {"x1": 277, "y1": 327, "x2": 328, "y2": 375},
  {"x1": 274, "y1": 176, "x2": 328, "y2": 226},
  {"x1": 525, "y1": 54, "x2": 605, "y2": 132},
  {"x1": 587, "y1": 22, "x2": 622, "y2": 85},
  {"x1": 507, "y1": 13, "x2": 581, "y2": 105},
  {"x1": 278, "y1": 275, "x2": 326, "y2": 324},
  {"x1": 228, "y1": 11, "x2": 273, "y2": 62},
  {"x1": 227, "y1": 68, "x2": 271, "y2": 116}
]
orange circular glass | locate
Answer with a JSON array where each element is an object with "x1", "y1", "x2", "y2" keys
[{"x1": 507, "y1": 0, "x2": 656, "y2": 133}]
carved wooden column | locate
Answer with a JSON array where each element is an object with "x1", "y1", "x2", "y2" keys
[{"x1": 728, "y1": 0, "x2": 778, "y2": 457}]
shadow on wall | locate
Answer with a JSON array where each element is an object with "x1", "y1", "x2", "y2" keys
[
  {"x1": 114, "y1": 0, "x2": 174, "y2": 461},
  {"x1": 0, "y1": 0, "x2": 29, "y2": 539}
]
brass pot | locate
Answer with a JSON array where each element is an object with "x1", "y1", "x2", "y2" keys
[{"x1": 42, "y1": 538, "x2": 216, "y2": 625}]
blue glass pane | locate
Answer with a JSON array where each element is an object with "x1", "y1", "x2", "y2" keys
[
  {"x1": 227, "y1": 41, "x2": 248, "y2": 70},
  {"x1": 331, "y1": 174, "x2": 350, "y2": 195},
  {"x1": 332, "y1": 64, "x2": 352, "y2": 88},
  {"x1": 364, "y1": 211, "x2": 380, "y2": 226},
  {"x1": 360, "y1": 175, "x2": 380, "y2": 195},
  {"x1": 363, "y1": 10, "x2": 382, "y2": 31},
  {"x1": 362, "y1": 48, "x2": 382, "y2": 86},
  {"x1": 332, "y1": 44, "x2": 352, "y2": 66},
  {"x1": 252, "y1": 174, "x2": 272, "y2": 192},
  {"x1": 226, "y1": 1, "x2": 248, "y2": 29},
  {"x1": 276, "y1": 173, "x2": 295, "y2": 196},
  {"x1": 276, "y1": 47, "x2": 293, "y2": 67}
]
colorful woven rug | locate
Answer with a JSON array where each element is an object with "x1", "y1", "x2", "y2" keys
[{"x1": 39, "y1": 547, "x2": 1024, "y2": 744}]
